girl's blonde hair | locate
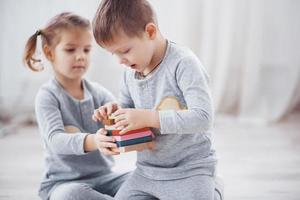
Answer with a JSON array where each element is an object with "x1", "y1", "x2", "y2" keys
[{"x1": 23, "y1": 12, "x2": 91, "y2": 71}]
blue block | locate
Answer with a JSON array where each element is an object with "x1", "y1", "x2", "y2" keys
[{"x1": 115, "y1": 136, "x2": 152, "y2": 147}]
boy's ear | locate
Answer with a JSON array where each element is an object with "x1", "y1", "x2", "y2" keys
[
  {"x1": 43, "y1": 45, "x2": 54, "y2": 61},
  {"x1": 145, "y1": 23, "x2": 157, "y2": 40}
]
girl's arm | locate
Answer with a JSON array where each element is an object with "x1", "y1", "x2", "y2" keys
[{"x1": 35, "y1": 89, "x2": 89, "y2": 155}]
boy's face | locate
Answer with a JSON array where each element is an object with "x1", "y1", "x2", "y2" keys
[{"x1": 103, "y1": 31, "x2": 156, "y2": 74}]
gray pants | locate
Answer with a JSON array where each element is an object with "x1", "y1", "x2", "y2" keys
[
  {"x1": 50, "y1": 172, "x2": 130, "y2": 200},
  {"x1": 115, "y1": 171, "x2": 220, "y2": 200}
]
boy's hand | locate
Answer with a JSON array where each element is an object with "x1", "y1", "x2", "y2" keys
[
  {"x1": 94, "y1": 128, "x2": 119, "y2": 155},
  {"x1": 113, "y1": 109, "x2": 159, "y2": 134},
  {"x1": 93, "y1": 102, "x2": 119, "y2": 122}
]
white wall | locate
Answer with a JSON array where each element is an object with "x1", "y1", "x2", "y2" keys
[
  {"x1": 1, "y1": 0, "x2": 299, "y2": 122},
  {"x1": 0, "y1": 0, "x2": 99, "y2": 114},
  {"x1": 0, "y1": 0, "x2": 189, "y2": 116}
]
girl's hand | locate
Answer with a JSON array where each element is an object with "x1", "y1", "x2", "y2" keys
[
  {"x1": 112, "y1": 109, "x2": 159, "y2": 134},
  {"x1": 93, "y1": 102, "x2": 119, "y2": 122},
  {"x1": 94, "y1": 128, "x2": 119, "y2": 155}
]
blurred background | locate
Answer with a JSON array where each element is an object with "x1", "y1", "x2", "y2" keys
[{"x1": 0, "y1": 0, "x2": 300, "y2": 199}]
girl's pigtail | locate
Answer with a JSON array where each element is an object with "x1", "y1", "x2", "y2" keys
[{"x1": 23, "y1": 30, "x2": 44, "y2": 72}]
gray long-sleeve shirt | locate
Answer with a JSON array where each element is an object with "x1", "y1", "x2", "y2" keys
[
  {"x1": 119, "y1": 41, "x2": 217, "y2": 180},
  {"x1": 35, "y1": 79, "x2": 115, "y2": 199}
]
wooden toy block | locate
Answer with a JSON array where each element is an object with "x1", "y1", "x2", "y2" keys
[
  {"x1": 103, "y1": 118, "x2": 115, "y2": 126},
  {"x1": 115, "y1": 135, "x2": 152, "y2": 147},
  {"x1": 113, "y1": 130, "x2": 152, "y2": 141},
  {"x1": 103, "y1": 115, "x2": 116, "y2": 126},
  {"x1": 111, "y1": 141, "x2": 155, "y2": 153},
  {"x1": 107, "y1": 127, "x2": 151, "y2": 136}
]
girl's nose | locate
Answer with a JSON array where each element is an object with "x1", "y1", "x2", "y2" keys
[{"x1": 76, "y1": 53, "x2": 85, "y2": 61}]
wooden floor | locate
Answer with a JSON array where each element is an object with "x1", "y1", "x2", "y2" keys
[
  {"x1": 214, "y1": 115, "x2": 300, "y2": 200},
  {"x1": 0, "y1": 115, "x2": 300, "y2": 200}
]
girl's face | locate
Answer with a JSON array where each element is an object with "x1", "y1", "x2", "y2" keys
[{"x1": 47, "y1": 29, "x2": 92, "y2": 81}]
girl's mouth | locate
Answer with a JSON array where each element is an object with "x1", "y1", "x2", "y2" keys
[{"x1": 73, "y1": 66, "x2": 85, "y2": 69}]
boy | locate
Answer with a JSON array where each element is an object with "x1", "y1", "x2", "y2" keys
[{"x1": 92, "y1": 0, "x2": 223, "y2": 199}]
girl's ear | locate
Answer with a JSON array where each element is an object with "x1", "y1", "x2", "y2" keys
[
  {"x1": 145, "y1": 22, "x2": 157, "y2": 40},
  {"x1": 43, "y1": 45, "x2": 54, "y2": 61}
]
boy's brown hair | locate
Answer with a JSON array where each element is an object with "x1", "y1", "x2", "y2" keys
[{"x1": 93, "y1": 0, "x2": 156, "y2": 46}]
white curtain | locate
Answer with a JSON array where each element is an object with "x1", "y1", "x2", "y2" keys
[
  {"x1": 175, "y1": 0, "x2": 300, "y2": 123},
  {"x1": 1, "y1": 0, "x2": 299, "y2": 124}
]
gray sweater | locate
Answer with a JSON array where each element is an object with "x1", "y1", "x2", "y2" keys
[
  {"x1": 35, "y1": 79, "x2": 115, "y2": 199},
  {"x1": 119, "y1": 41, "x2": 217, "y2": 180}
]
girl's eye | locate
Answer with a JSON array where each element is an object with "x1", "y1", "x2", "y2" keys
[
  {"x1": 84, "y1": 48, "x2": 91, "y2": 53},
  {"x1": 65, "y1": 49, "x2": 75, "y2": 52}
]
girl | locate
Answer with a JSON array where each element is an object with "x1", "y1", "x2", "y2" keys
[{"x1": 23, "y1": 12, "x2": 128, "y2": 200}]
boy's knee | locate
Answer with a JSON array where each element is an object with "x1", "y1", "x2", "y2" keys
[{"x1": 50, "y1": 182, "x2": 91, "y2": 200}]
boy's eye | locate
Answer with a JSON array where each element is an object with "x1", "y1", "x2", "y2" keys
[{"x1": 122, "y1": 49, "x2": 130, "y2": 54}]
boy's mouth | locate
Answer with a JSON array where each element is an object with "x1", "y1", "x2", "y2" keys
[{"x1": 130, "y1": 64, "x2": 137, "y2": 69}]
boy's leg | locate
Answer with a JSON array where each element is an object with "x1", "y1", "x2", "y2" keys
[
  {"x1": 93, "y1": 172, "x2": 131, "y2": 197},
  {"x1": 50, "y1": 182, "x2": 114, "y2": 200},
  {"x1": 115, "y1": 171, "x2": 158, "y2": 200},
  {"x1": 156, "y1": 175, "x2": 214, "y2": 200}
]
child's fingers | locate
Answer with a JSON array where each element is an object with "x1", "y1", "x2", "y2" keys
[
  {"x1": 112, "y1": 109, "x2": 126, "y2": 117},
  {"x1": 93, "y1": 109, "x2": 104, "y2": 121},
  {"x1": 96, "y1": 129, "x2": 115, "y2": 142},
  {"x1": 97, "y1": 128, "x2": 107, "y2": 135},
  {"x1": 119, "y1": 125, "x2": 133, "y2": 135},
  {"x1": 112, "y1": 103, "x2": 120, "y2": 112},
  {"x1": 92, "y1": 115, "x2": 98, "y2": 122},
  {"x1": 99, "y1": 135, "x2": 116, "y2": 143},
  {"x1": 98, "y1": 107, "x2": 108, "y2": 118},
  {"x1": 111, "y1": 148, "x2": 121, "y2": 153},
  {"x1": 114, "y1": 114, "x2": 126, "y2": 123},
  {"x1": 99, "y1": 147, "x2": 120, "y2": 156},
  {"x1": 114, "y1": 120, "x2": 129, "y2": 130},
  {"x1": 106, "y1": 104, "x2": 114, "y2": 116},
  {"x1": 96, "y1": 130, "x2": 119, "y2": 154},
  {"x1": 98, "y1": 141, "x2": 118, "y2": 148},
  {"x1": 107, "y1": 103, "x2": 119, "y2": 116}
]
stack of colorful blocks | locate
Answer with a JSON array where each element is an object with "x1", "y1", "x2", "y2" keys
[
  {"x1": 108, "y1": 127, "x2": 154, "y2": 153},
  {"x1": 103, "y1": 116, "x2": 154, "y2": 153}
]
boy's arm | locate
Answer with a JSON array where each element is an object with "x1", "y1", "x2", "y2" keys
[
  {"x1": 159, "y1": 55, "x2": 213, "y2": 134},
  {"x1": 113, "y1": 108, "x2": 160, "y2": 134}
]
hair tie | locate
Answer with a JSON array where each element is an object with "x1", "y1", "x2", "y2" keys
[{"x1": 35, "y1": 30, "x2": 42, "y2": 36}]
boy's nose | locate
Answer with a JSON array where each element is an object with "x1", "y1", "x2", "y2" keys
[{"x1": 119, "y1": 57, "x2": 128, "y2": 65}]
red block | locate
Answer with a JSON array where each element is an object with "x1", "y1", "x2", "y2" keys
[{"x1": 109, "y1": 127, "x2": 151, "y2": 136}]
